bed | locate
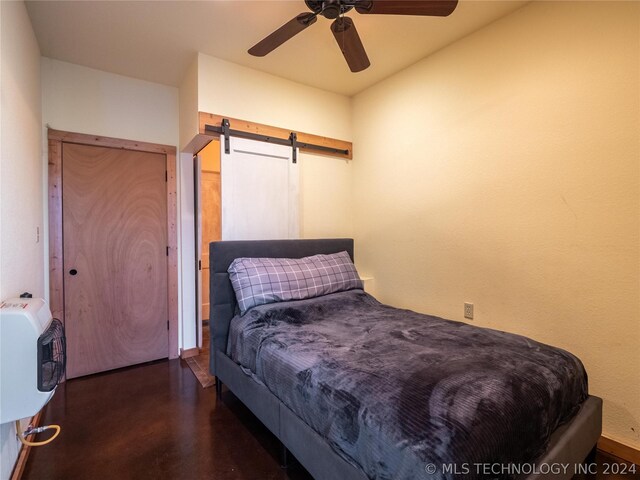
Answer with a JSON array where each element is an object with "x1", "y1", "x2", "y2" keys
[{"x1": 209, "y1": 238, "x2": 602, "y2": 480}]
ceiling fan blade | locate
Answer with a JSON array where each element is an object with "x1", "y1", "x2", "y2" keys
[
  {"x1": 355, "y1": 0, "x2": 458, "y2": 16},
  {"x1": 248, "y1": 13, "x2": 317, "y2": 57},
  {"x1": 331, "y1": 17, "x2": 370, "y2": 73}
]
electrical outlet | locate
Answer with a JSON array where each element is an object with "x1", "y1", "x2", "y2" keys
[
  {"x1": 36, "y1": 226, "x2": 40, "y2": 243},
  {"x1": 464, "y1": 302, "x2": 474, "y2": 320}
]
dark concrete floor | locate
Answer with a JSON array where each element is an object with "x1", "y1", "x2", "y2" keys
[
  {"x1": 23, "y1": 359, "x2": 639, "y2": 480},
  {"x1": 23, "y1": 359, "x2": 311, "y2": 480}
]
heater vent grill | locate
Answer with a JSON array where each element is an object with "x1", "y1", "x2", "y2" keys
[{"x1": 37, "y1": 319, "x2": 66, "y2": 392}]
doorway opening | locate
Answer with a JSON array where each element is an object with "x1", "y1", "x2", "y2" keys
[{"x1": 195, "y1": 138, "x2": 221, "y2": 346}]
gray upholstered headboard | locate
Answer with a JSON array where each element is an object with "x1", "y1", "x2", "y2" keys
[{"x1": 209, "y1": 238, "x2": 355, "y2": 375}]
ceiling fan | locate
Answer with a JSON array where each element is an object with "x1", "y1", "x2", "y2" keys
[{"x1": 248, "y1": 0, "x2": 459, "y2": 73}]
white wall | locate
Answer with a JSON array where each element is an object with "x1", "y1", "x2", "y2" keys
[
  {"x1": 178, "y1": 152, "x2": 197, "y2": 350},
  {"x1": 196, "y1": 53, "x2": 354, "y2": 240},
  {"x1": 177, "y1": 54, "x2": 355, "y2": 350},
  {"x1": 177, "y1": 60, "x2": 200, "y2": 350},
  {"x1": 0, "y1": 2, "x2": 43, "y2": 478},
  {"x1": 41, "y1": 58, "x2": 178, "y2": 146},
  {"x1": 178, "y1": 57, "x2": 198, "y2": 152},
  {"x1": 40, "y1": 58, "x2": 184, "y2": 350},
  {"x1": 352, "y1": 1, "x2": 639, "y2": 449},
  {"x1": 197, "y1": 54, "x2": 352, "y2": 141}
]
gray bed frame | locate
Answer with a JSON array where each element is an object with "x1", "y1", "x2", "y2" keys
[{"x1": 209, "y1": 238, "x2": 603, "y2": 480}]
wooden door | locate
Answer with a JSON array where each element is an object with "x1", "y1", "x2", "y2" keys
[
  {"x1": 62, "y1": 143, "x2": 168, "y2": 378},
  {"x1": 199, "y1": 140, "x2": 221, "y2": 323}
]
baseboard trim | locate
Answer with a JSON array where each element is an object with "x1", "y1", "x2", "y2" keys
[
  {"x1": 10, "y1": 412, "x2": 43, "y2": 480},
  {"x1": 179, "y1": 347, "x2": 200, "y2": 359},
  {"x1": 598, "y1": 436, "x2": 640, "y2": 465}
]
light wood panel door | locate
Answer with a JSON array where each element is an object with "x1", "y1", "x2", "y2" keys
[
  {"x1": 63, "y1": 143, "x2": 168, "y2": 378},
  {"x1": 199, "y1": 139, "x2": 221, "y2": 323}
]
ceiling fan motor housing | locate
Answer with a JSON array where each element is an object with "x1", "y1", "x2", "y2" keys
[{"x1": 305, "y1": 0, "x2": 355, "y2": 19}]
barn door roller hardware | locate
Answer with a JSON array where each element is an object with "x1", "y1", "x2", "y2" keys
[
  {"x1": 205, "y1": 119, "x2": 349, "y2": 163},
  {"x1": 289, "y1": 132, "x2": 298, "y2": 163}
]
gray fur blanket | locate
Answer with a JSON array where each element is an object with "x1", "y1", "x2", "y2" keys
[{"x1": 227, "y1": 290, "x2": 587, "y2": 480}]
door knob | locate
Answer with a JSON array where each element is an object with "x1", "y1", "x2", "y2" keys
[{"x1": 69, "y1": 269, "x2": 78, "y2": 276}]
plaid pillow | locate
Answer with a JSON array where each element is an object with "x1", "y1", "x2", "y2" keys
[{"x1": 228, "y1": 251, "x2": 363, "y2": 314}]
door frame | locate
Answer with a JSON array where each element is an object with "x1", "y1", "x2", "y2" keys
[
  {"x1": 47, "y1": 128, "x2": 179, "y2": 359},
  {"x1": 194, "y1": 153, "x2": 202, "y2": 349}
]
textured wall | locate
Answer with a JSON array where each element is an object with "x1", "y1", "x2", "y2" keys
[
  {"x1": 352, "y1": 1, "x2": 639, "y2": 449},
  {"x1": 0, "y1": 2, "x2": 43, "y2": 478}
]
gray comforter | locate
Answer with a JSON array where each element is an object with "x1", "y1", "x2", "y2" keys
[{"x1": 227, "y1": 290, "x2": 588, "y2": 480}]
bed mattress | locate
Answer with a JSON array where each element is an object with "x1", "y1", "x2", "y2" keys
[{"x1": 227, "y1": 290, "x2": 588, "y2": 480}]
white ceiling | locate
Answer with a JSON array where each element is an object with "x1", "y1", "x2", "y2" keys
[{"x1": 26, "y1": 0, "x2": 527, "y2": 96}]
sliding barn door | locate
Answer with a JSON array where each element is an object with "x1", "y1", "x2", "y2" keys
[
  {"x1": 62, "y1": 143, "x2": 168, "y2": 378},
  {"x1": 221, "y1": 137, "x2": 299, "y2": 240}
]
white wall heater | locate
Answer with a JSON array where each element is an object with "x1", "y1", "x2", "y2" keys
[{"x1": 0, "y1": 297, "x2": 66, "y2": 424}]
